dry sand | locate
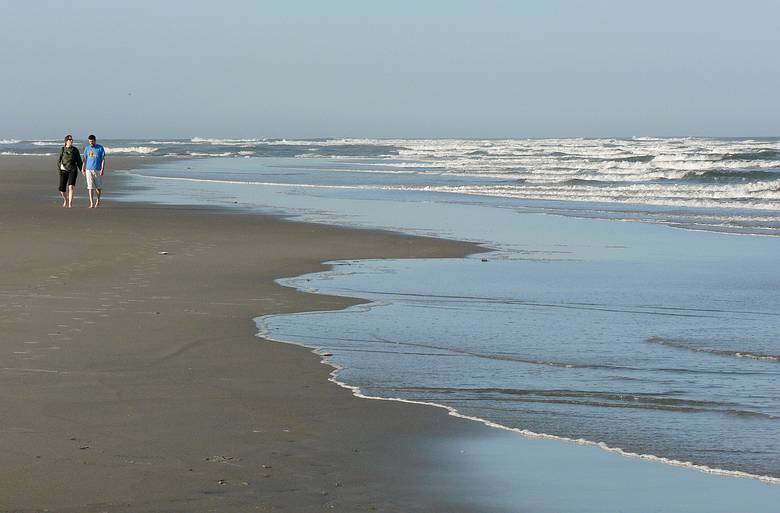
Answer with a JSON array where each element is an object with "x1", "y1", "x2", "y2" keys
[{"x1": 0, "y1": 156, "x2": 491, "y2": 512}]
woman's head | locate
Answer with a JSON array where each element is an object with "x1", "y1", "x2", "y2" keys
[{"x1": 64, "y1": 135, "x2": 73, "y2": 146}]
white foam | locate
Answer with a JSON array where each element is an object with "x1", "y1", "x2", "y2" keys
[
  {"x1": 105, "y1": 146, "x2": 158, "y2": 154},
  {"x1": 1, "y1": 151, "x2": 55, "y2": 156},
  {"x1": 735, "y1": 352, "x2": 780, "y2": 362},
  {"x1": 0, "y1": 139, "x2": 20, "y2": 144},
  {"x1": 187, "y1": 151, "x2": 234, "y2": 157},
  {"x1": 190, "y1": 137, "x2": 398, "y2": 147},
  {"x1": 408, "y1": 182, "x2": 780, "y2": 212},
  {"x1": 191, "y1": 137, "x2": 265, "y2": 145}
]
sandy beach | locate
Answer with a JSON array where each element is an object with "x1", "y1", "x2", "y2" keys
[{"x1": 0, "y1": 156, "x2": 487, "y2": 512}]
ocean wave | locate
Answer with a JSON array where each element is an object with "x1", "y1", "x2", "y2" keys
[
  {"x1": 186, "y1": 151, "x2": 234, "y2": 157},
  {"x1": 105, "y1": 146, "x2": 158, "y2": 154},
  {"x1": 646, "y1": 337, "x2": 779, "y2": 362},
  {"x1": 723, "y1": 150, "x2": 780, "y2": 161},
  {"x1": 411, "y1": 182, "x2": 780, "y2": 212},
  {"x1": 368, "y1": 155, "x2": 780, "y2": 183},
  {"x1": 679, "y1": 169, "x2": 780, "y2": 182},
  {"x1": 189, "y1": 137, "x2": 394, "y2": 147},
  {"x1": 191, "y1": 137, "x2": 265, "y2": 145},
  {"x1": 0, "y1": 139, "x2": 20, "y2": 144},
  {"x1": 597, "y1": 154, "x2": 656, "y2": 163},
  {"x1": 395, "y1": 386, "x2": 775, "y2": 418},
  {"x1": 1, "y1": 151, "x2": 55, "y2": 156},
  {"x1": 562, "y1": 178, "x2": 610, "y2": 186}
]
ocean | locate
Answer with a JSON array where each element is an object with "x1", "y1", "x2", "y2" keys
[
  {"x1": 8, "y1": 136, "x2": 779, "y2": 236},
  {"x1": 13, "y1": 137, "x2": 779, "y2": 490}
]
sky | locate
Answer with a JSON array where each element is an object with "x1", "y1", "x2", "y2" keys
[{"x1": 0, "y1": 0, "x2": 778, "y2": 138}]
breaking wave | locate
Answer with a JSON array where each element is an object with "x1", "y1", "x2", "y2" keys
[
  {"x1": 646, "y1": 337, "x2": 779, "y2": 362},
  {"x1": 105, "y1": 146, "x2": 158, "y2": 154}
]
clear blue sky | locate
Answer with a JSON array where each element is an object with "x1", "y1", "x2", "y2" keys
[{"x1": 1, "y1": 0, "x2": 778, "y2": 138}]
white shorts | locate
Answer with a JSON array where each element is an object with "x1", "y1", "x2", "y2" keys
[{"x1": 85, "y1": 170, "x2": 103, "y2": 190}]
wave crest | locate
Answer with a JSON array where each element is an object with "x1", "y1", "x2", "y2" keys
[
  {"x1": 646, "y1": 336, "x2": 779, "y2": 362},
  {"x1": 105, "y1": 146, "x2": 158, "y2": 154}
]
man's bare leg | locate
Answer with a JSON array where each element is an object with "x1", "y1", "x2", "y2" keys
[
  {"x1": 95, "y1": 188, "x2": 102, "y2": 208},
  {"x1": 88, "y1": 188, "x2": 95, "y2": 208}
]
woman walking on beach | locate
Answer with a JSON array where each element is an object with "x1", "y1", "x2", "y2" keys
[{"x1": 57, "y1": 134, "x2": 82, "y2": 208}]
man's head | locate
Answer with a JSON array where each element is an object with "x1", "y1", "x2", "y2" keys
[{"x1": 88, "y1": 135, "x2": 96, "y2": 146}]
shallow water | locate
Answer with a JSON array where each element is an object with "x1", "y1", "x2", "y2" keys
[
  {"x1": 424, "y1": 428, "x2": 780, "y2": 513},
  {"x1": 260, "y1": 252, "x2": 779, "y2": 480}
]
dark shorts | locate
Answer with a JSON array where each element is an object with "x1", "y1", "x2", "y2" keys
[{"x1": 58, "y1": 169, "x2": 78, "y2": 192}]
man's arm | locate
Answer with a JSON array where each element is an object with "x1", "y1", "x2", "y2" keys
[{"x1": 100, "y1": 148, "x2": 106, "y2": 176}]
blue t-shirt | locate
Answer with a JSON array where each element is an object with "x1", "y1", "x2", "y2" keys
[{"x1": 83, "y1": 143, "x2": 105, "y2": 170}]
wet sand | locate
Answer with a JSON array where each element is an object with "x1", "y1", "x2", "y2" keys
[{"x1": 0, "y1": 156, "x2": 488, "y2": 512}]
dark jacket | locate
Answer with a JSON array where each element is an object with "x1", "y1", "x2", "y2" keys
[{"x1": 58, "y1": 146, "x2": 83, "y2": 173}]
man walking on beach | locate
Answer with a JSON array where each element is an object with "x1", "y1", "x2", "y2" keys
[{"x1": 82, "y1": 134, "x2": 106, "y2": 208}]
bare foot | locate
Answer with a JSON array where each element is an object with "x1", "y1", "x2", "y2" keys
[
  {"x1": 88, "y1": 204, "x2": 94, "y2": 208},
  {"x1": 62, "y1": 200, "x2": 67, "y2": 208},
  {"x1": 95, "y1": 202, "x2": 101, "y2": 208}
]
